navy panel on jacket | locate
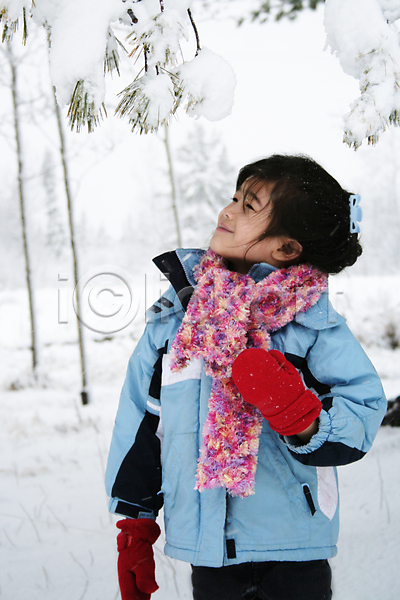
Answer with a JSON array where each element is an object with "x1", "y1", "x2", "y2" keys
[{"x1": 111, "y1": 411, "x2": 163, "y2": 516}]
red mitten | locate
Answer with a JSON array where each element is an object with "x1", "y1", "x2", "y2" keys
[
  {"x1": 116, "y1": 518, "x2": 161, "y2": 600},
  {"x1": 232, "y1": 348, "x2": 322, "y2": 436}
]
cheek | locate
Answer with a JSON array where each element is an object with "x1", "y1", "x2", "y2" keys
[{"x1": 239, "y1": 220, "x2": 263, "y2": 243}]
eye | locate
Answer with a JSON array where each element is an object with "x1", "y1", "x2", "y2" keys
[
  {"x1": 245, "y1": 202, "x2": 255, "y2": 211},
  {"x1": 231, "y1": 197, "x2": 239, "y2": 203}
]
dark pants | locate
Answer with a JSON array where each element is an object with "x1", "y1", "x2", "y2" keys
[{"x1": 191, "y1": 560, "x2": 332, "y2": 600}]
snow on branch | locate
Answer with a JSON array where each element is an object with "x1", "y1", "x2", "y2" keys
[
  {"x1": 0, "y1": 0, "x2": 236, "y2": 133},
  {"x1": 325, "y1": 0, "x2": 400, "y2": 149}
]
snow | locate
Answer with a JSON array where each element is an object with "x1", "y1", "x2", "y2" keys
[
  {"x1": 377, "y1": 0, "x2": 400, "y2": 22},
  {"x1": 330, "y1": 275, "x2": 400, "y2": 353},
  {"x1": 1, "y1": 2, "x2": 400, "y2": 599},
  {"x1": 3, "y1": 0, "x2": 400, "y2": 144},
  {"x1": 0, "y1": 0, "x2": 29, "y2": 22},
  {"x1": 117, "y1": 71, "x2": 178, "y2": 133},
  {"x1": 324, "y1": 0, "x2": 400, "y2": 147},
  {"x1": 177, "y1": 47, "x2": 237, "y2": 121},
  {"x1": 1, "y1": 0, "x2": 236, "y2": 131},
  {"x1": 324, "y1": 0, "x2": 392, "y2": 78},
  {"x1": 1, "y1": 274, "x2": 399, "y2": 600},
  {"x1": 127, "y1": 7, "x2": 189, "y2": 70},
  {"x1": 32, "y1": 0, "x2": 126, "y2": 108}
]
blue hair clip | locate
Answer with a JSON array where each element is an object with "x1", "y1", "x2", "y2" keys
[{"x1": 349, "y1": 194, "x2": 362, "y2": 234}]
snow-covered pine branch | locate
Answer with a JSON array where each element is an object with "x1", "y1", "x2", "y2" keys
[
  {"x1": 0, "y1": 0, "x2": 236, "y2": 134},
  {"x1": 325, "y1": 0, "x2": 400, "y2": 149}
]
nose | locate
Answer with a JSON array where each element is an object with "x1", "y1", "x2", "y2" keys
[
  {"x1": 222, "y1": 201, "x2": 238, "y2": 219},
  {"x1": 218, "y1": 205, "x2": 231, "y2": 223}
]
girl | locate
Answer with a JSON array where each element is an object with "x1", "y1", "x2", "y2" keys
[{"x1": 105, "y1": 154, "x2": 386, "y2": 600}]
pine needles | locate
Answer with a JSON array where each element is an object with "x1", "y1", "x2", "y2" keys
[
  {"x1": 115, "y1": 71, "x2": 183, "y2": 134},
  {"x1": 1, "y1": 6, "x2": 28, "y2": 45},
  {"x1": 67, "y1": 81, "x2": 106, "y2": 133}
]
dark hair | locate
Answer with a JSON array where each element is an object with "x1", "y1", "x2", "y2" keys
[{"x1": 236, "y1": 154, "x2": 362, "y2": 274}]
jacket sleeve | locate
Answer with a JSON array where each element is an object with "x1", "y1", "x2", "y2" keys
[
  {"x1": 281, "y1": 321, "x2": 387, "y2": 466},
  {"x1": 105, "y1": 322, "x2": 167, "y2": 518}
]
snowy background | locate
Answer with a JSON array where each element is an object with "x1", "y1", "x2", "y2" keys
[{"x1": 1, "y1": 3, "x2": 400, "y2": 600}]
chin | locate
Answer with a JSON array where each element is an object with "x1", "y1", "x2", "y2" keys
[
  {"x1": 209, "y1": 238, "x2": 219, "y2": 254},
  {"x1": 209, "y1": 242, "x2": 225, "y2": 260}
]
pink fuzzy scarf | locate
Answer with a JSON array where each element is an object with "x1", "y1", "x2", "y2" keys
[{"x1": 170, "y1": 250, "x2": 327, "y2": 497}]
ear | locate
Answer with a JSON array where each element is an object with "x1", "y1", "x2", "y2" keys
[{"x1": 272, "y1": 238, "x2": 303, "y2": 264}]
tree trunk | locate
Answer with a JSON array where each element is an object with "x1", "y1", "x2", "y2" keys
[
  {"x1": 44, "y1": 32, "x2": 89, "y2": 403},
  {"x1": 51, "y1": 83, "x2": 90, "y2": 405},
  {"x1": 9, "y1": 42, "x2": 38, "y2": 374},
  {"x1": 163, "y1": 124, "x2": 182, "y2": 247}
]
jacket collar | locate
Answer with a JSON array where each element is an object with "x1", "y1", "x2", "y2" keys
[
  {"x1": 153, "y1": 249, "x2": 345, "y2": 329},
  {"x1": 152, "y1": 249, "x2": 199, "y2": 311},
  {"x1": 174, "y1": 249, "x2": 277, "y2": 284}
]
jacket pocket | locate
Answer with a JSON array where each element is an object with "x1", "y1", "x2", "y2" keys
[
  {"x1": 161, "y1": 433, "x2": 200, "y2": 549},
  {"x1": 258, "y1": 433, "x2": 315, "y2": 518}
]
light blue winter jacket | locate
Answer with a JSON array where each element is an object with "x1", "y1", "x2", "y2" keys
[{"x1": 105, "y1": 249, "x2": 386, "y2": 567}]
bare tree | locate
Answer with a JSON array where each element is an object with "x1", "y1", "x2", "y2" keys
[
  {"x1": 163, "y1": 124, "x2": 182, "y2": 247},
  {"x1": 51, "y1": 79, "x2": 90, "y2": 404},
  {"x1": 4, "y1": 40, "x2": 38, "y2": 374}
]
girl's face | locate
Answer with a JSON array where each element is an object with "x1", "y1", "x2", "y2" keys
[{"x1": 210, "y1": 179, "x2": 284, "y2": 273}]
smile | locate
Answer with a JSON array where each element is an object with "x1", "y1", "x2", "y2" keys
[{"x1": 217, "y1": 223, "x2": 232, "y2": 232}]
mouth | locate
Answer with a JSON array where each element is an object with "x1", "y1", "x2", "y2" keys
[{"x1": 217, "y1": 222, "x2": 232, "y2": 233}]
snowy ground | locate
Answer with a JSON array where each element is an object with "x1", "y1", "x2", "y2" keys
[{"x1": 1, "y1": 274, "x2": 400, "y2": 600}]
